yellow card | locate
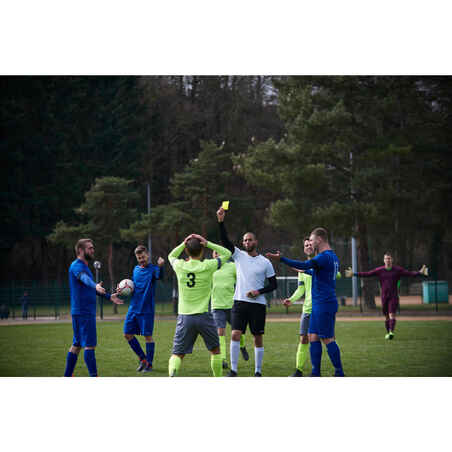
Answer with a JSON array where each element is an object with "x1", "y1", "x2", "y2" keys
[{"x1": 222, "y1": 201, "x2": 230, "y2": 210}]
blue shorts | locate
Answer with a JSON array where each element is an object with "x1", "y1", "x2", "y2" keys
[
  {"x1": 308, "y1": 310, "x2": 336, "y2": 339},
  {"x1": 123, "y1": 311, "x2": 155, "y2": 336},
  {"x1": 72, "y1": 314, "x2": 97, "y2": 348}
]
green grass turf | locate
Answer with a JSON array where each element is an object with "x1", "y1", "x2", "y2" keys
[{"x1": 1, "y1": 319, "x2": 452, "y2": 377}]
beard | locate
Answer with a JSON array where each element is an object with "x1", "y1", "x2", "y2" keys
[
  {"x1": 244, "y1": 244, "x2": 256, "y2": 252},
  {"x1": 83, "y1": 251, "x2": 93, "y2": 261}
]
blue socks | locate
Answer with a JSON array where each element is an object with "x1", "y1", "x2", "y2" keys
[
  {"x1": 84, "y1": 349, "x2": 98, "y2": 377},
  {"x1": 128, "y1": 337, "x2": 145, "y2": 360},
  {"x1": 146, "y1": 342, "x2": 155, "y2": 366},
  {"x1": 310, "y1": 341, "x2": 322, "y2": 376},
  {"x1": 64, "y1": 351, "x2": 78, "y2": 377},
  {"x1": 326, "y1": 341, "x2": 344, "y2": 376}
]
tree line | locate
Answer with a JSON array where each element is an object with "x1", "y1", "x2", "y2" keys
[{"x1": 2, "y1": 76, "x2": 451, "y2": 309}]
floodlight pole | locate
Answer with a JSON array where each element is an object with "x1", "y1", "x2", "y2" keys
[
  {"x1": 352, "y1": 237, "x2": 358, "y2": 307},
  {"x1": 350, "y1": 150, "x2": 358, "y2": 307},
  {"x1": 94, "y1": 261, "x2": 102, "y2": 319},
  {"x1": 147, "y1": 182, "x2": 152, "y2": 260}
]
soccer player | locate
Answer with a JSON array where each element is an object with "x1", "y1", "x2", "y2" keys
[
  {"x1": 216, "y1": 206, "x2": 277, "y2": 377},
  {"x1": 168, "y1": 233, "x2": 232, "y2": 377},
  {"x1": 211, "y1": 250, "x2": 249, "y2": 370},
  {"x1": 345, "y1": 252, "x2": 428, "y2": 340},
  {"x1": 123, "y1": 245, "x2": 165, "y2": 373},
  {"x1": 64, "y1": 238, "x2": 123, "y2": 377},
  {"x1": 266, "y1": 227, "x2": 345, "y2": 377}
]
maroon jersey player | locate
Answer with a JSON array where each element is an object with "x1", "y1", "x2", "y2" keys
[{"x1": 346, "y1": 252, "x2": 428, "y2": 340}]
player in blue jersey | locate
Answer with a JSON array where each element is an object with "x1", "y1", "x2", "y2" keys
[
  {"x1": 266, "y1": 227, "x2": 345, "y2": 377},
  {"x1": 64, "y1": 238, "x2": 123, "y2": 377},
  {"x1": 123, "y1": 245, "x2": 165, "y2": 373}
]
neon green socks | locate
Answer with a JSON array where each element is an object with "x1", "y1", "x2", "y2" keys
[
  {"x1": 296, "y1": 342, "x2": 309, "y2": 371},
  {"x1": 240, "y1": 334, "x2": 246, "y2": 348},
  {"x1": 168, "y1": 355, "x2": 182, "y2": 376},
  {"x1": 210, "y1": 353, "x2": 223, "y2": 377},
  {"x1": 219, "y1": 335, "x2": 227, "y2": 361}
]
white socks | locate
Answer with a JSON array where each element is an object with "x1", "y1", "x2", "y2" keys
[
  {"x1": 230, "y1": 340, "x2": 240, "y2": 372},
  {"x1": 254, "y1": 347, "x2": 264, "y2": 373}
]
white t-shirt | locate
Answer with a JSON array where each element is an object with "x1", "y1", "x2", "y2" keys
[{"x1": 232, "y1": 246, "x2": 276, "y2": 305}]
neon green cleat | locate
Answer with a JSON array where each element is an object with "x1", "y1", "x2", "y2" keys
[
  {"x1": 385, "y1": 333, "x2": 391, "y2": 340},
  {"x1": 385, "y1": 332, "x2": 395, "y2": 340}
]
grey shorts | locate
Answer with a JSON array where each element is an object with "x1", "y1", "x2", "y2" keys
[
  {"x1": 299, "y1": 312, "x2": 311, "y2": 336},
  {"x1": 211, "y1": 308, "x2": 232, "y2": 329},
  {"x1": 172, "y1": 312, "x2": 220, "y2": 355}
]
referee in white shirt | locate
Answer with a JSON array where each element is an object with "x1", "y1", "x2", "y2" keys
[{"x1": 216, "y1": 206, "x2": 277, "y2": 377}]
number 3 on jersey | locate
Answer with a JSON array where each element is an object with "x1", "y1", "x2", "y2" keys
[{"x1": 187, "y1": 272, "x2": 196, "y2": 287}]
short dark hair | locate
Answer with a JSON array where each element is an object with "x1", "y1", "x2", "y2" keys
[
  {"x1": 243, "y1": 232, "x2": 257, "y2": 240},
  {"x1": 75, "y1": 238, "x2": 93, "y2": 256},
  {"x1": 134, "y1": 245, "x2": 148, "y2": 255},
  {"x1": 186, "y1": 238, "x2": 203, "y2": 257},
  {"x1": 303, "y1": 236, "x2": 310, "y2": 242},
  {"x1": 311, "y1": 227, "x2": 329, "y2": 242},
  {"x1": 384, "y1": 251, "x2": 393, "y2": 257}
]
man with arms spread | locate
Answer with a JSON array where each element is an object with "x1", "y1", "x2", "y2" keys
[
  {"x1": 123, "y1": 245, "x2": 165, "y2": 373},
  {"x1": 267, "y1": 227, "x2": 344, "y2": 377},
  {"x1": 211, "y1": 250, "x2": 249, "y2": 370},
  {"x1": 345, "y1": 252, "x2": 428, "y2": 340},
  {"x1": 64, "y1": 238, "x2": 123, "y2": 377},
  {"x1": 217, "y1": 206, "x2": 277, "y2": 377},
  {"x1": 168, "y1": 234, "x2": 231, "y2": 377}
]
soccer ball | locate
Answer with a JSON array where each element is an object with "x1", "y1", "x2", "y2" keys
[{"x1": 117, "y1": 279, "x2": 134, "y2": 297}]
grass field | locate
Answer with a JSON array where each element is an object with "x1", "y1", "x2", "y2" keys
[
  {"x1": 1, "y1": 318, "x2": 452, "y2": 377},
  {"x1": 3, "y1": 300, "x2": 452, "y2": 320}
]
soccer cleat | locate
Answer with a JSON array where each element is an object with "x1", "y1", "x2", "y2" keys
[
  {"x1": 388, "y1": 332, "x2": 394, "y2": 340},
  {"x1": 290, "y1": 369, "x2": 303, "y2": 377},
  {"x1": 143, "y1": 364, "x2": 153, "y2": 373},
  {"x1": 226, "y1": 370, "x2": 237, "y2": 377},
  {"x1": 254, "y1": 372, "x2": 262, "y2": 377},
  {"x1": 222, "y1": 359, "x2": 229, "y2": 369},
  {"x1": 169, "y1": 369, "x2": 177, "y2": 377},
  {"x1": 137, "y1": 359, "x2": 148, "y2": 372},
  {"x1": 240, "y1": 346, "x2": 249, "y2": 361}
]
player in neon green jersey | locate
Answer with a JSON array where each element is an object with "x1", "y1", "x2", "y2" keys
[
  {"x1": 284, "y1": 238, "x2": 341, "y2": 377},
  {"x1": 211, "y1": 251, "x2": 249, "y2": 369},
  {"x1": 168, "y1": 233, "x2": 232, "y2": 377}
]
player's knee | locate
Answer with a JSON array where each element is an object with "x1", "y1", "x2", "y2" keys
[
  {"x1": 70, "y1": 345, "x2": 81, "y2": 354},
  {"x1": 124, "y1": 334, "x2": 134, "y2": 341},
  {"x1": 85, "y1": 346, "x2": 96, "y2": 350},
  {"x1": 231, "y1": 330, "x2": 241, "y2": 341},
  {"x1": 210, "y1": 347, "x2": 221, "y2": 355},
  {"x1": 301, "y1": 335, "x2": 309, "y2": 344},
  {"x1": 144, "y1": 336, "x2": 153, "y2": 342}
]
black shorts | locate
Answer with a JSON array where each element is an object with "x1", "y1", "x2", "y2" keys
[{"x1": 231, "y1": 300, "x2": 266, "y2": 335}]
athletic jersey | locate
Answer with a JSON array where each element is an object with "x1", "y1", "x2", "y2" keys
[
  {"x1": 69, "y1": 259, "x2": 97, "y2": 316},
  {"x1": 281, "y1": 250, "x2": 340, "y2": 312},
  {"x1": 128, "y1": 264, "x2": 163, "y2": 314},
  {"x1": 357, "y1": 266, "x2": 420, "y2": 301},
  {"x1": 232, "y1": 247, "x2": 276, "y2": 305},
  {"x1": 211, "y1": 261, "x2": 236, "y2": 310},
  {"x1": 288, "y1": 272, "x2": 312, "y2": 314},
  {"x1": 169, "y1": 241, "x2": 232, "y2": 315}
]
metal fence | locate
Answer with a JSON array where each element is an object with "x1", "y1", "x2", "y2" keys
[{"x1": 0, "y1": 280, "x2": 175, "y2": 320}]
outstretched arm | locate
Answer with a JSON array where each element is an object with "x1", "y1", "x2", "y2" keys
[{"x1": 217, "y1": 207, "x2": 235, "y2": 253}]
